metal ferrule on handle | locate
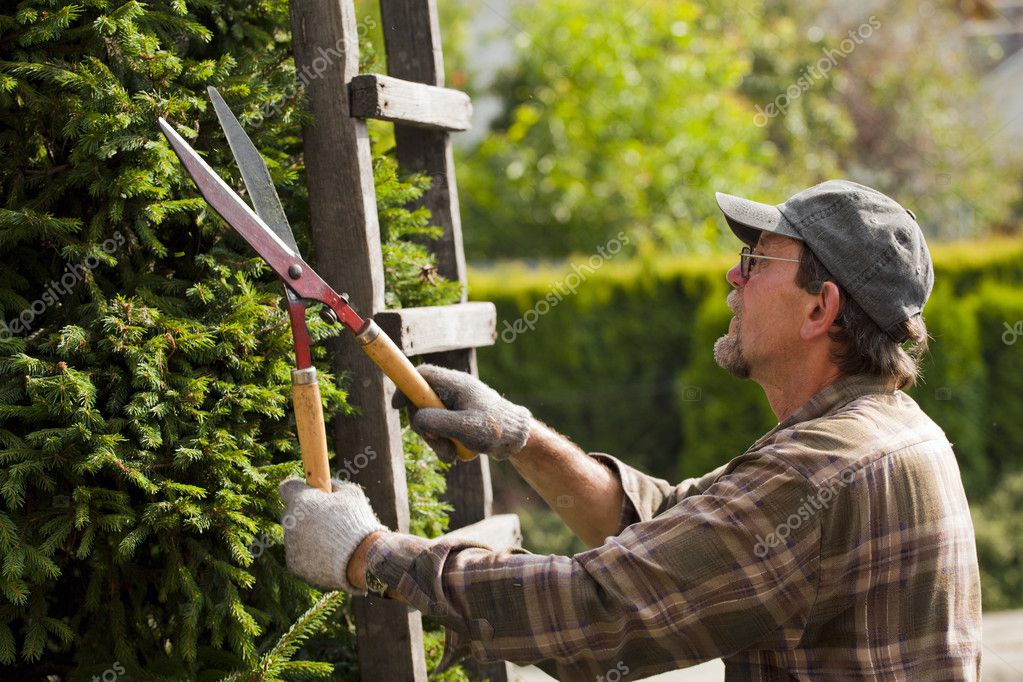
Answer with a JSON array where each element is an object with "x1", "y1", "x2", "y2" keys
[
  {"x1": 291, "y1": 367, "x2": 332, "y2": 491},
  {"x1": 356, "y1": 321, "x2": 476, "y2": 461}
]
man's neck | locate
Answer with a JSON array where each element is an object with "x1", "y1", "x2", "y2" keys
[{"x1": 756, "y1": 359, "x2": 842, "y2": 423}]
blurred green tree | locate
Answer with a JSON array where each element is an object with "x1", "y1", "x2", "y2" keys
[
  {"x1": 458, "y1": 0, "x2": 802, "y2": 259},
  {"x1": 457, "y1": 0, "x2": 1020, "y2": 260},
  {"x1": 746, "y1": 0, "x2": 1019, "y2": 241}
]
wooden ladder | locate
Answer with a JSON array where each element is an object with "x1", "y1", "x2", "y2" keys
[{"x1": 289, "y1": 0, "x2": 522, "y2": 679}]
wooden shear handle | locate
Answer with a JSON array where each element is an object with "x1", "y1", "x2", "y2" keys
[
  {"x1": 291, "y1": 367, "x2": 332, "y2": 492},
  {"x1": 357, "y1": 321, "x2": 476, "y2": 462}
]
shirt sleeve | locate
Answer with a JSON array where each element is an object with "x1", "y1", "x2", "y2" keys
[
  {"x1": 589, "y1": 452, "x2": 730, "y2": 532},
  {"x1": 366, "y1": 452, "x2": 822, "y2": 680}
]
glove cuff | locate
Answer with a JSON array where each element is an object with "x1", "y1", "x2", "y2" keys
[
  {"x1": 490, "y1": 404, "x2": 533, "y2": 460},
  {"x1": 331, "y1": 512, "x2": 388, "y2": 594}
]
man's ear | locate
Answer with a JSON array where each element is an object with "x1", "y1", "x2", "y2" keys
[{"x1": 800, "y1": 281, "x2": 842, "y2": 341}]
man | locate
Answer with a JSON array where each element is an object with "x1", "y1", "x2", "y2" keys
[{"x1": 279, "y1": 180, "x2": 981, "y2": 679}]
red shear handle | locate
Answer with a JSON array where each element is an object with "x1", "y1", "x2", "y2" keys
[{"x1": 356, "y1": 322, "x2": 476, "y2": 462}]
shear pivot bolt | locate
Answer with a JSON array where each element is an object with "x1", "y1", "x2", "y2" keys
[{"x1": 288, "y1": 264, "x2": 302, "y2": 279}]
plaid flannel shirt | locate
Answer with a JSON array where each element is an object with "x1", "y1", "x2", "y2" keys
[{"x1": 366, "y1": 375, "x2": 982, "y2": 680}]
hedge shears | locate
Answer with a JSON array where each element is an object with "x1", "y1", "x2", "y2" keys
[{"x1": 158, "y1": 87, "x2": 475, "y2": 492}]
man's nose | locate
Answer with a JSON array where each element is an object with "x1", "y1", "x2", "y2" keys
[{"x1": 726, "y1": 262, "x2": 747, "y2": 288}]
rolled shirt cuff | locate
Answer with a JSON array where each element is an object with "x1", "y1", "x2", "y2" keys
[
  {"x1": 587, "y1": 451, "x2": 671, "y2": 533},
  {"x1": 365, "y1": 531, "x2": 499, "y2": 673}
]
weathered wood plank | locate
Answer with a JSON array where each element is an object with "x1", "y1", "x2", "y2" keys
[
  {"x1": 350, "y1": 74, "x2": 472, "y2": 131},
  {"x1": 441, "y1": 513, "x2": 522, "y2": 550},
  {"x1": 379, "y1": 4, "x2": 513, "y2": 679},
  {"x1": 354, "y1": 600, "x2": 428, "y2": 680},
  {"x1": 379, "y1": 0, "x2": 444, "y2": 86},
  {"x1": 420, "y1": 350, "x2": 523, "y2": 682},
  {"x1": 394, "y1": 129, "x2": 467, "y2": 290},
  {"x1": 289, "y1": 0, "x2": 426, "y2": 679},
  {"x1": 374, "y1": 302, "x2": 496, "y2": 356},
  {"x1": 380, "y1": 0, "x2": 500, "y2": 573},
  {"x1": 380, "y1": 0, "x2": 495, "y2": 535},
  {"x1": 443, "y1": 442, "x2": 494, "y2": 529},
  {"x1": 379, "y1": 0, "x2": 467, "y2": 292}
]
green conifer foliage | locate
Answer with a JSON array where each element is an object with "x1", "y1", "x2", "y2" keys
[{"x1": 1, "y1": 0, "x2": 461, "y2": 677}]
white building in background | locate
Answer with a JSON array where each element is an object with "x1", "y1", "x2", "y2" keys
[
  {"x1": 971, "y1": 1, "x2": 1023, "y2": 147},
  {"x1": 455, "y1": 0, "x2": 516, "y2": 146}
]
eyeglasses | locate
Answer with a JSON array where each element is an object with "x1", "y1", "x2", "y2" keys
[{"x1": 739, "y1": 246, "x2": 802, "y2": 279}]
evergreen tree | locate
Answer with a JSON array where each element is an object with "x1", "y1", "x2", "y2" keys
[{"x1": 0, "y1": 0, "x2": 462, "y2": 678}]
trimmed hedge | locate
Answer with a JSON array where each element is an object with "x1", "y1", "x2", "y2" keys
[
  {"x1": 0, "y1": 0, "x2": 464, "y2": 675},
  {"x1": 471, "y1": 238, "x2": 1023, "y2": 497}
]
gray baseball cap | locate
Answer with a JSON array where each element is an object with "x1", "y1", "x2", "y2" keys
[{"x1": 715, "y1": 180, "x2": 933, "y2": 341}]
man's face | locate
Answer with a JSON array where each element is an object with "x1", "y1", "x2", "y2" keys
[{"x1": 714, "y1": 234, "x2": 807, "y2": 380}]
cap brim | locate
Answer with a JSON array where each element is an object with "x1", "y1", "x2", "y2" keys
[{"x1": 715, "y1": 191, "x2": 802, "y2": 246}]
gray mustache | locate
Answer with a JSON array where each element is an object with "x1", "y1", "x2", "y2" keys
[{"x1": 727, "y1": 290, "x2": 743, "y2": 316}]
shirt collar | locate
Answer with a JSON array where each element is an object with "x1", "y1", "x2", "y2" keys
[
  {"x1": 778, "y1": 374, "x2": 901, "y2": 430},
  {"x1": 746, "y1": 374, "x2": 901, "y2": 452}
]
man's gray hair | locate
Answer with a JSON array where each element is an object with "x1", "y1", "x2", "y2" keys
[{"x1": 796, "y1": 245, "x2": 928, "y2": 389}]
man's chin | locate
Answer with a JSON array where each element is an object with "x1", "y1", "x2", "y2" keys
[{"x1": 713, "y1": 334, "x2": 751, "y2": 379}]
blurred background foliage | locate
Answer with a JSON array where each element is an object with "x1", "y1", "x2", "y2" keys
[
  {"x1": 453, "y1": 0, "x2": 1019, "y2": 259},
  {"x1": 459, "y1": 0, "x2": 784, "y2": 257}
]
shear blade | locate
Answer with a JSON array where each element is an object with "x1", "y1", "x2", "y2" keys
[
  {"x1": 158, "y1": 117, "x2": 367, "y2": 333},
  {"x1": 207, "y1": 86, "x2": 301, "y2": 256},
  {"x1": 158, "y1": 117, "x2": 300, "y2": 266}
]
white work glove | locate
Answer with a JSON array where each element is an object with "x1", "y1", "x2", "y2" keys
[{"x1": 278, "y1": 478, "x2": 387, "y2": 594}]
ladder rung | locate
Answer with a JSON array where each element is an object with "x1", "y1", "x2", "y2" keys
[
  {"x1": 349, "y1": 74, "x2": 473, "y2": 131},
  {"x1": 441, "y1": 514, "x2": 522, "y2": 551},
  {"x1": 374, "y1": 301, "x2": 496, "y2": 356}
]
